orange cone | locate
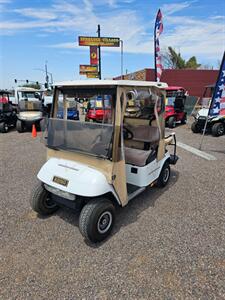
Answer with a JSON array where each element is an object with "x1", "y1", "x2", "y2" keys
[{"x1": 32, "y1": 124, "x2": 37, "y2": 138}]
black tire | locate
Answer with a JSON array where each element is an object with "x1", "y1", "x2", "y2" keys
[
  {"x1": 168, "y1": 116, "x2": 176, "y2": 128},
  {"x1": 191, "y1": 121, "x2": 201, "y2": 133},
  {"x1": 211, "y1": 122, "x2": 225, "y2": 137},
  {"x1": 181, "y1": 114, "x2": 187, "y2": 124},
  {"x1": 79, "y1": 198, "x2": 115, "y2": 243},
  {"x1": 157, "y1": 162, "x2": 171, "y2": 188},
  {"x1": 30, "y1": 182, "x2": 59, "y2": 215},
  {"x1": 0, "y1": 122, "x2": 8, "y2": 133},
  {"x1": 16, "y1": 120, "x2": 24, "y2": 133}
]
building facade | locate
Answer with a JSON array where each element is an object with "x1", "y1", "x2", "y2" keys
[{"x1": 115, "y1": 68, "x2": 219, "y2": 97}]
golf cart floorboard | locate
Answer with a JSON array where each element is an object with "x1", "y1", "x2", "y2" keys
[
  {"x1": 127, "y1": 183, "x2": 146, "y2": 202},
  {"x1": 127, "y1": 183, "x2": 140, "y2": 194}
]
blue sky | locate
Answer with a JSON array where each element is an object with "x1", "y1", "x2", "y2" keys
[{"x1": 0, "y1": 0, "x2": 225, "y2": 88}]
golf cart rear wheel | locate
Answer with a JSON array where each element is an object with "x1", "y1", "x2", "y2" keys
[
  {"x1": 212, "y1": 122, "x2": 224, "y2": 137},
  {"x1": 191, "y1": 121, "x2": 201, "y2": 133},
  {"x1": 16, "y1": 120, "x2": 24, "y2": 133},
  {"x1": 30, "y1": 182, "x2": 59, "y2": 215},
  {"x1": 79, "y1": 198, "x2": 115, "y2": 243},
  {"x1": 157, "y1": 162, "x2": 171, "y2": 188},
  {"x1": 168, "y1": 116, "x2": 176, "y2": 128},
  {"x1": 0, "y1": 122, "x2": 8, "y2": 133}
]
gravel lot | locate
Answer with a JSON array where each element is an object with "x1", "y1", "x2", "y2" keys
[{"x1": 1, "y1": 124, "x2": 225, "y2": 299}]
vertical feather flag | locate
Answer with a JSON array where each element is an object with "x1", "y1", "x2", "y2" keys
[
  {"x1": 209, "y1": 52, "x2": 225, "y2": 117},
  {"x1": 154, "y1": 9, "x2": 163, "y2": 82}
]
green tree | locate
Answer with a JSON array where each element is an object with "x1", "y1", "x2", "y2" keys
[{"x1": 162, "y1": 47, "x2": 201, "y2": 69}]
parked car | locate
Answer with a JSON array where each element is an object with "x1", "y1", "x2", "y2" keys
[
  {"x1": 0, "y1": 90, "x2": 17, "y2": 133},
  {"x1": 165, "y1": 86, "x2": 187, "y2": 128}
]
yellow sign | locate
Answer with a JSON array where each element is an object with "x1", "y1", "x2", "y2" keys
[
  {"x1": 79, "y1": 65, "x2": 98, "y2": 74},
  {"x1": 79, "y1": 36, "x2": 120, "y2": 47},
  {"x1": 86, "y1": 73, "x2": 99, "y2": 78}
]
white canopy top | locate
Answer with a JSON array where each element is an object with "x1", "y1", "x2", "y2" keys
[{"x1": 54, "y1": 79, "x2": 168, "y2": 89}]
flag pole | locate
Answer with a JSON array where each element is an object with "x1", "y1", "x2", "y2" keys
[
  {"x1": 154, "y1": 19, "x2": 157, "y2": 82},
  {"x1": 199, "y1": 112, "x2": 210, "y2": 150}
]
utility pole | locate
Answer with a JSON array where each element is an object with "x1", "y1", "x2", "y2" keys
[
  {"x1": 97, "y1": 25, "x2": 101, "y2": 79},
  {"x1": 45, "y1": 61, "x2": 49, "y2": 88}
]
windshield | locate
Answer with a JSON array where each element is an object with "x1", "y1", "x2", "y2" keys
[
  {"x1": 19, "y1": 100, "x2": 42, "y2": 111},
  {"x1": 47, "y1": 87, "x2": 115, "y2": 158}
]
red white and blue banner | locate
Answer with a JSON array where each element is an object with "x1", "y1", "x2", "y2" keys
[
  {"x1": 154, "y1": 9, "x2": 163, "y2": 82},
  {"x1": 209, "y1": 52, "x2": 225, "y2": 116}
]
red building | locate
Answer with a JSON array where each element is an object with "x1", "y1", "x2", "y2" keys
[{"x1": 115, "y1": 68, "x2": 219, "y2": 97}]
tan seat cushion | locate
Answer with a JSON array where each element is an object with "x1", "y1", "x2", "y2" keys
[{"x1": 125, "y1": 147, "x2": 152, "y2": 167}]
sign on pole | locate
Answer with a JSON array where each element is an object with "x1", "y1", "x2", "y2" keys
[
  {"x1": 79, "y1": 36, "x2": 120, "y2": 47},
  {"x1": 86, "y1": 73, "x2": 99, "y2": 78},
  {"x1": 90, "y1": 46, "x2": 98, "y2": 65},
  {"x1": 79, "y1": 65, "x2": 98, "y2": 74}
]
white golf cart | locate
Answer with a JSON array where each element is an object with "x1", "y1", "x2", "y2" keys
[
  {"x1": 31, "y1": 80, "x2": 178, "y2": 243},
  {"x1": 15, "y1": 87, "x2": 44, "y2": 132}
]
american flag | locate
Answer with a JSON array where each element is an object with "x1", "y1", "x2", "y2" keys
[
  {"x1": 154, "y1": 9, "x2": 163, "y2": 82},
  {"x1": 209, "y1": 52, "x2": 225, "y2": 117}
]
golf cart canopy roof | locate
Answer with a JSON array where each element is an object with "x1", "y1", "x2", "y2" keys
[
  {"x1": 16, "y1": 87, "x2": 41, "y2": 92},
  {"x1": 165, "y1": 86, "x2": 185, "y2": 91},
  {"x1": 53, "y1": 80, "x2": 168, "y2": 89},
  {"x1": 0, "y1": 90, "x2": 11, "y2": 95}
]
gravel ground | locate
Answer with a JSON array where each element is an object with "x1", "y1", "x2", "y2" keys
[{"x1": 0, "y1": 125, "x2": 225, "y2": 300}]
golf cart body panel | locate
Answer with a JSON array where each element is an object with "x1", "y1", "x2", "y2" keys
[
  {"x1": 126, "y1": 152, "x2": 170, "y2": 187},
  {"x1": 32, "y1": 80, "x2": 179, "y2": 242},
  {"x1": 37, "y1": 157, "x2": 118, "y2": 198}
]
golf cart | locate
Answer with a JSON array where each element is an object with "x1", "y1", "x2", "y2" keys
[
  {"x1": 30, "y1": 80, "x2": 178, "y2": 243},
  {"x1": 191, "y1": 84, "x2": 225, "y2": 136},
  {"x1": 85, "y1": 95, "x2": 111, "y2": 122},
  {"x1": 0, "y1": 90, "x2": 17, "y2": 133},
  {"x1": 165, "y1": 86, "x2": 187, "y2": 128},
  {"x1": 15, "y1": 87, "x2": 44, "y2": 132}
]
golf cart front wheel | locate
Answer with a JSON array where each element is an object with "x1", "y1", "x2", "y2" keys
[
  {"x1": 191, "y1": 121, "x2": 201, "y2": 133},
  {"x1": 0, "y1": 122, "x2": 9, "y2": 133},
  {"x1": 157, "y1": 162, "x2": 171, "y2": 188},
  {"x1": 79, "y1": 198, "x2": 115, "y2": 243},
  {"x1": 212, "y1": 122, "x2": 224, "y2": 137},
  {"x1": 30, "y1": 182, "x2": 59, "y2": 215},
  {"x1": 16, "y1": 120, "x2": 24, "y2": 133},
  {"x1": 168, "y1": 116, "x2": 176, "y2": 128}
]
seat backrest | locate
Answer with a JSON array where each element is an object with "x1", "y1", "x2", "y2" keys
[{"x1": 131, "y1": 125, "x2": 160, "y2": 144}]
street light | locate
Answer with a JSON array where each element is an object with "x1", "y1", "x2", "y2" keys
[
  {"x1": 120, "y1": 40, "x2": 124, "y2": 80},
  {"x1": 33, "y1": 68, "x2": 53, "y2": 86}
]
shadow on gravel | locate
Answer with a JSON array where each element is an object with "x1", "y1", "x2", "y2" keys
[{"x1": 46, "y1": 169, "x2": 179, "y2": 247}]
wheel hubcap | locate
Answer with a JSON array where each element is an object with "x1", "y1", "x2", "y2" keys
[
  {"x1": 218, "y1": 125, "x2": 224, "y2": 135},
  {"x1": 163, "y1": 168, "x2": 169, "y2": 183},
  {"x1": 97, "y1": 211, "x2": 112, "y2": 234},
  {"x1": 45, "y1": 194, "x2": 56, "y2": 209}
]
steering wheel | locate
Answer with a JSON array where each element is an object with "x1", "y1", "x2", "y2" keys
[{"x1": 123, "y1": 126, "x2": 134, "y2": 140}]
